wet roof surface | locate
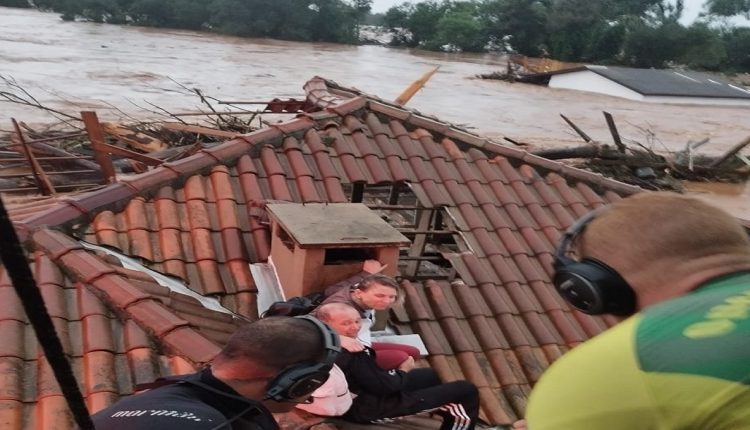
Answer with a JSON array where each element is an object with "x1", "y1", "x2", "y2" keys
[{"x1": 1, "y1": 76, "x2": 640, "y2": 428}]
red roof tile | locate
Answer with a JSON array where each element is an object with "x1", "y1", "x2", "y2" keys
[{"x1": 2, "y1": 77, "x2": 653, "y2": 428}]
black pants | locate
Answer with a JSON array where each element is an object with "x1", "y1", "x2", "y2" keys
[{"x1": 348, "y1": 369, "x2": 479, "y2": 430}]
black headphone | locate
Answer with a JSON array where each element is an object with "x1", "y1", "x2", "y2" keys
[
  {"x1": 553, "y1": 208, "x2": 637, "y2": 316},
  {"x1": 264, "y1": 315, "x2": 341, "y2": 402}
]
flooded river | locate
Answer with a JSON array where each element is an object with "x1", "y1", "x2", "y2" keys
[{"x1": 1, "y1": 7, "x2": 748, "y2": 219}]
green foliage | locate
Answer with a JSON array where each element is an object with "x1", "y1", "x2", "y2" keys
[
  {"x1": 721, "y1": 27, "x2": 750, "y2": 70},
  {"x1": 480, "y1": 0, "x2": 547, "y2": 56},
  {"x1": 27, "y1": 0, "x2": 363, "y2": 43},
  {"x1": 622, "y1": 21, "x2": 686, "y2": 68},
  {"x1": 432, "y1": 7, "x2": 487, "y2": 51},
  {"x1": 21, "y1": 0, "x2": 750, "y2": 72},
  {"x1": 0, "y1": 0, "x2": 32, "y2": 8},
  {"x1": 544, "y1": 0, "x2": 615, "y2": 61},
  {"x1": 706, "y1": 0, "x2": 750, "y2": 18},
  {"x1": 364, "y1": 12, "x2": 385, "y2": 25},
  {"x1": 129, "y1": 0, "x2": 173, "y2": 26},
  {"x1": 679, "y1": 23, "x2": 726, "y2": 69}
]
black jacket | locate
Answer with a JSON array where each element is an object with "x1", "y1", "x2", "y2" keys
[
  {"x1": 336, "y1": 347, "x2": 417, "y2": 421},
  {"x1": 92, "y1": 368, "x2": 278, "y2": 430}
]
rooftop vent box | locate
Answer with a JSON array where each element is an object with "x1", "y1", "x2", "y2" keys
[{"x1": 266, "y1": 203, "x2": 410, "y2": 298}]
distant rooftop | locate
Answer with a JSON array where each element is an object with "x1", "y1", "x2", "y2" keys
[{"x1": 522, "y1": 65, "x2": 750, "y2": 99}]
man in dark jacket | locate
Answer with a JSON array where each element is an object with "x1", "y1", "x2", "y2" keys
[
  {"x1": 92, "y1": 316, "x2": 340, "y2": 429},
  {"x1": 316, "y1": 303, "x2": 480, "y2": 430}
]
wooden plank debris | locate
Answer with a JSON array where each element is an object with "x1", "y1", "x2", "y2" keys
[
  {"x1": 81, "y1": 111, "x2": 117, "y2": 184},
  {"x1": 395, "y1": 66, "x2": 440, "y2": 106},
  {"x1": 101, "y1": 122, "x2": 167, "y2": 152},
  {"x1": 560, "y1": 114, "x2": 594, "y2": 144},
  {"x1": 603, "y1": 111, "x2": 626, "y2": 152},
  {"x1": 12, "y1": 119, "x2": 56, "y2": 196},
  {"x1": 709, "y1": 135, "x2": 750, "y2": 168}
]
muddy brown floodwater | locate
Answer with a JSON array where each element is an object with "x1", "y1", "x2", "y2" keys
[{"x1": 1, "y1": 7, "x2": 748, "y2": 220}]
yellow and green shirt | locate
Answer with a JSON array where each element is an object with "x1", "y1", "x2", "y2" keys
[{"x1": 526, "y1": 272, "x2": 750, "y2": 429}]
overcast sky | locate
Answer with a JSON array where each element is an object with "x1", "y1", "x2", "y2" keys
[{"x1": 370, "y1": 0, "x2": 708, "y2": 23}]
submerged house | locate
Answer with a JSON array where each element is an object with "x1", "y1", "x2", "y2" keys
[
  {"x1": 1, "y1": 77, "x2": 645, "y2": 429},
  {"x1": 520, "y1": 65, "x2": 750, "y2": 106}
]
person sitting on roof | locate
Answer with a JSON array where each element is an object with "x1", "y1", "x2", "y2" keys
[
  {"x1": 92, "y1": 316, "x2": 340, "y2": 430},
  {"x1": 318, "y1": 267, "x2": 421, "y2": 371},
  {"x1": 514, "y1": 192, "x2": 750, "y2": 430},
  {"x1": 316, "y1": 302, "x2": 480, "y2": 430}
]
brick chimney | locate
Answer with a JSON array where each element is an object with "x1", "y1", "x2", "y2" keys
[{"x1": 266, "y1": 203, "x2": 410, "y2": 299}]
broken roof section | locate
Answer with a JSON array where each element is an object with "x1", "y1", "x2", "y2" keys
[{"x1": 3, "y1": 76, "x2": 642, "y2": 428}]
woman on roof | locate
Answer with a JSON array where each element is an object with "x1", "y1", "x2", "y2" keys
[{"x1": 316, "y1": 262, "x2": 420, "y2": 371}]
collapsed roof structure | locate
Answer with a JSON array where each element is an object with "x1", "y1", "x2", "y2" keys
[{"x1": 0, "y1": 76, "x2": 643, "y2": 428}]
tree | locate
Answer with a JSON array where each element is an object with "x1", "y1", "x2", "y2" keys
[
  {"x1": 432, "y1": 7, "x2": 487, "y2": 51},
  {"x1": 721, "y1": 27, "x2": 750, "y2": 71},
  {"x1": 78, "y1": 0, "x2": 121, "y2": 23},
  {"x1": 128, "y1": 0, "x2": 174, "y2": 26},
  {"x1": 481, "y1": 0, "x2": 548, "y2": 55},
  {"x1": 309, "y1": 0, "x2": 359, "y2": 42},
  {"x1": 351, "y1": 0, "x2": 373, "y2": 30},
  {"x1": 622, "y1": 20, "x2": 687, "y2": 68},
  {"x1": 544, "y1": 0, "x2": 613, "y2": 61},
  {"x1": 171, "y1": 0, "x2": 208, "y2": 30},
  {"x1": 678, "y1": 23, "x2": 726, "y2": 69},
  {"x1": 706, "y1": 0, "x2": 750, "y2": 18},
  {"x1": 384, "y1": 1, "x2": 451, "y2": 46},
  {"x1": 0, "y1": 0, "x2": 32, "y2": 7},
  {"x1": 207, "y1": 0, "x2": 255, "y2": 36}
]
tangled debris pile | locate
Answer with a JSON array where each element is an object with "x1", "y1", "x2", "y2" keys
[
  {"x1": 0, "y1": 77, "x2": 312, "y2": 197},
  {"x1": 532, "y1": 112, "x2": 750, "y2": 191}
]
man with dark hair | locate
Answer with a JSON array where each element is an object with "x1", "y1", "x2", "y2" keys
[
  {"x1": 515, "y1": 192, "x2": 750, "y2": 429},
  {"x1": 317, "y1": 302, "x2": 480, "y2": 430},
  {"x1": 93, "y1": 316, "x2": 339, "y2": 429}
]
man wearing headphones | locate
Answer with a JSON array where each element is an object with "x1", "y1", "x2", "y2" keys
[
  {"x1": 515, "y1": 192, "x2": 750, "y2": 429},
  {"x1": 316, "y1": 302, "x2": 480, "y2": 430},
  {"x1": 92, "y1": 316, "x2": 340, "y2": 429}
]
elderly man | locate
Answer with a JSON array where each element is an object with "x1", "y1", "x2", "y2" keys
[
  {"x1": 316, "y1": 302, "x2": 479, "y2": 430},
  {"x1": 93, "y1": 316, "x2": 340, "y2": 429},
  {"x1": 516, "y1": 192, "x2": 750, "y2": 429}
]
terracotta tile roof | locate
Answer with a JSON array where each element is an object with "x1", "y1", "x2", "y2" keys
[
  {"x1": 2, "y1": 76, "x2": 644, "y2": 428},
  {"x1": 0, "y1": 246, "x2": 215, "y2": 429}
]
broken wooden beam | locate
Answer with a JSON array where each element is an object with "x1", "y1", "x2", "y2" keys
[
  {"x1": 709, "y1": 135, "x2": 750, "y2": 168},
  {"x1": 12, "y1": 118, "x2": 56, "y2": 196},
  {"x1": 81, "y1": 111, "x2": 116, "y2": 184},
  {"x1": 6, "y1": 140, "x2": 101, "y2": 173},
  {"x1": 560, "y1": 114, "x2": 594, "y2": 144},
  {"x1": 395, "y1": 66, "x2": 440, "y2": 106},
  {"x1": 101, "y1": 122, "x2": 167, "y2": 153},
  {"x1": 98, "y1": 142, "x2": 162, "y2": 166},
  {"x1": 603, "y1": 111, "x2": 627, "y2": 152}
]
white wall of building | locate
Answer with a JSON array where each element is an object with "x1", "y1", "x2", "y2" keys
[{"x1": 549, "y1": 70, "x2": 644, "y2": 100}]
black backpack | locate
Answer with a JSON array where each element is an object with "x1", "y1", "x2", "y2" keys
[{"x1": 262, "y1": 293, "x2": 324, "y2": 317}]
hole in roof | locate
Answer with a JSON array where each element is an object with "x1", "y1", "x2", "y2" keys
[{"x1": 344, "y1": 183, "x2": 460, "y2": 280}]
